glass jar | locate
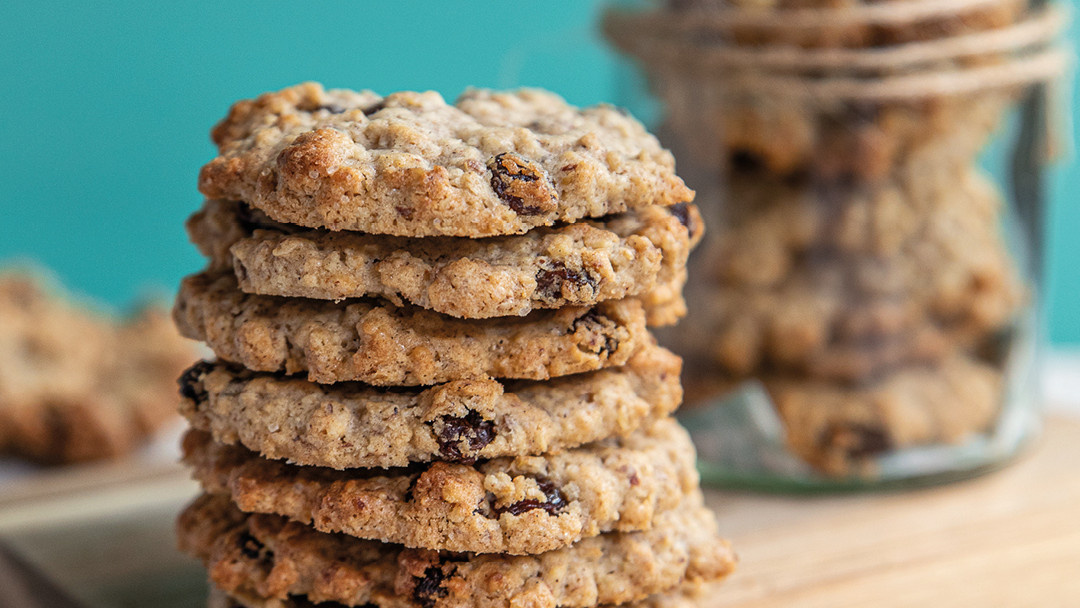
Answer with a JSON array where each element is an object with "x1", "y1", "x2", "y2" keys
[{"x1": 604, "y1": 0, "x2": 1069, "y2": 489}]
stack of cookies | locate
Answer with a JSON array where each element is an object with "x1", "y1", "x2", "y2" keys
[
  {"x1": 606, "y1": 0, "x2": 1063, "y2": 476},
  {"x1": 173, "y1": 82, "x2": 736, "y2": 607}
]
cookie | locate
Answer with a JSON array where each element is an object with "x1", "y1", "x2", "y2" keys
[
  {"x1": 208, "y1": 580, "x2": 724, "y2": 608},
  {"x1": 173, "y1": 272, "x2": 649, "y2": 386},
  {"x1": 771, "y1": 353, "x2": 1003, "y2": 475},
  {"x1": 671, "y1": 170, "x2": 1023, "y2": 381},
  {"x1": 0, "y1": 274, "x2": 196, "y2": 464},
  {"x1": 678, "y1": 248, "x2": 1020, "y2": 382},
  {"x1": 183, "y1": 416, "x2": 698, "y2": 555},
  {"x1": 687, "y1": 278, "x2": 1017, "y2": 382},
  {"x1": 179, "y1": 343, "x2": 682, "y2": 469},
  {"x1": 715, "y1": 89, "x2": 1014, "y2": 182},
  {"x1": 187, "y1": 199, "x2": 702, "y2": 323},
  {"x1": 711, "y1": 168, "x2": 1006, "y2": 287},
  {"x1": 198, "y1": 83, "x2": 694, "y2": 237},
  {"x1": 178, "y1": 492, "x2": 735, "y2": 608}
]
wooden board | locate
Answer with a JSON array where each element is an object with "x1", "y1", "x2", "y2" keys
[{"x1": 1, "y1": 418, "x2": 1078, "y2": 607}]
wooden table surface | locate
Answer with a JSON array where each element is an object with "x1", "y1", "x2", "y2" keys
[{"x1": 0, "y1": 417, "x2": 1078, "y2": 607}]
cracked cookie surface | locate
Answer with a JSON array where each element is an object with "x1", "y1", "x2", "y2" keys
[{"x1": 198, "y1": 83, "x2": 693, "y2": 237}]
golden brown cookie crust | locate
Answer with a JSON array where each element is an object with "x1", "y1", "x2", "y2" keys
[
  {"x1": 179, "y1": 344, "x2": 682, "y2": 469},
  {"x1": 198, "y1": 83, "x2": 694, "y2": 237},
  {"x1": 207, "y1": 579, "x2": 725, "y2": 608},
  {"x1": 178, "y1": 492, "x2": 736, "y2": 608},
  {"x1": 184, "y1": 417, "x2": 699, "y2": 555},
  {"x1": 173, "y1": 272, "x2": 650, "y2": 386},
  {"x1": 186, "y1": 199, "x2": 702, "y2": 323}
]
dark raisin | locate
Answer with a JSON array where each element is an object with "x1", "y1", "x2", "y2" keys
[
  {"x1": 316, "y1": 104, "x2": 347, "y2": 114},
  {"x1": 488, "y1": 152, "x2": 554, "y2": 215},
  {"x1": 729, "y1": 149, "x2": 765, "y2": 173},
  {"x1": 535, "y1": 263, "x2": 598, "y2": 302},
  {"x1": 362, "y1": 101, "x2": 386, "y2": 116},
  {"x1": 395, "y1": 205, "x2": 415, "y2": 220},
  {"x1": 178, "y1": 361, "x2": 215, "y2": 405},
  {"x1": 570, "y1": 310, "x2": 618, "y2": 357},
  {"x1": 433, "y1": 411, "x2": 495, "y2": 463},
  {"x1": 237, "y1": 531, "x2": 272, "y2": 563},
  {"x1": 413, "y1": 566, "x2": 448, "y2": 608},
  {"x1": 822, "y1": 423, "x2": 893, "y2": 459},
  {"x1": 668, "y1": 202, "x2": 691, "y2": 231},
  {"x1": 493, "y1": 476, "x2": 568, "y2": 517},
  {"x1": 844, "y1": 101, "x2": 881, "y2": 125}
]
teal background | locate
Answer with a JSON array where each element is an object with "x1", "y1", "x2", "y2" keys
[{"x1": 0, "y1": 1, "x2": 1077, "y2": 343}]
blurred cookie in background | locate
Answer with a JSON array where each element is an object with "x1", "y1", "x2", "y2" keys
[{"x1": 0, "y1": 271, "x2": 199, "y2": 465}]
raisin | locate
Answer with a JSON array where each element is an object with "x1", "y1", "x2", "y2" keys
[
  {"x1": 535, "y1": 263, "x2": 598, "y2": 302},
  {"x1": 237, "y1": 531, "x2": 273, "y2": 563},
  {"x1": 494, "y1": 476, "x2": 568, "y2": 517},
  {"x1": 362, "y1": 101, "x2": 386, "y2": 116},
  {"x1": 395, "y1": 205, "x2": 415, "y2": 220},
  {"x1": 729, "y1": 149, "x2": 766, "y2": 173},
  {"x1": 316, "y1": 104, "x2": 347, "y2": 114},
  {"x1": 668, "y1": 202, "x2": 691, "y2": 231},
  {"x1": 843, "y1": 101, "x2": 881, "y2": 125},
  {"x1": 433, "y1": 411, "x2": 495, "y2": 464},
  {"x1": 822, "y1": 423, "x2": 893, "y2": 459},
  {"x1": 488, "y1": 152, "x2": 555, "y2": 216},
  {"x1": 570, "y1": 309, "x2": 619, "y2": 357},
  {"x1": 178, "y1": 361, "x2": 215, "y2": 406},
  {"x1": 413, "y1": 566, "x2": 449, "y2": 608}
]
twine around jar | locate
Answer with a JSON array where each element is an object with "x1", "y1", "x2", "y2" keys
[
  {"x1": 631, "y1": 0, "x2": 1024, "y2": 29},
  {"x1": 606, "y1": 2, "x2": 1071, "y2": 99},
  {"x1": 612, "y1": 4, "x2": 1068, "y2": 74}
]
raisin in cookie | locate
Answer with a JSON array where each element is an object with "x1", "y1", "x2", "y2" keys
[
  {"x1": 178, "y1": 492, "x2": 735, "y2": 608},
  {"x1": 0, "y1": 274, "x2": 196, "y2": 464},
  {"x1": 183, "y1": 417, "x2": 698, "y2": 555},
  {"x1": 173, "y1": 272, "x2": 649, "y2": 386},
  {"x1": 198, "y1": 83, "x2": 694, "y2": 237},
  {"x1": 187, "y1": 199, "x2": 702, "y2": 323},
  {"x1": 179, "y1": 343, "x2": 682, "y2": 469}
]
